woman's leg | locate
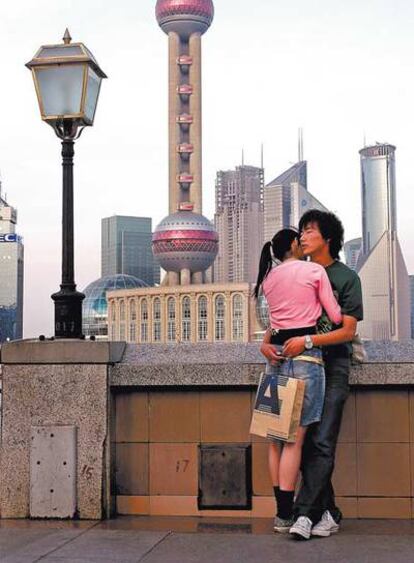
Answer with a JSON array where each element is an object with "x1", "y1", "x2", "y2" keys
[
  {"x1": 268, "y1": 440, "x2": 281, "y2": 486},
  {"x1": 279, "y1": 426, "x2": 307, "y2": 490},
  {"x1": 273, "y1": 426, "x2": 307, "y2": 521}
]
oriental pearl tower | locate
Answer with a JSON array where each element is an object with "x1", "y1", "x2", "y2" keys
[{"x1": 153, "y1": 0, "x2": 218, "y2": 286}]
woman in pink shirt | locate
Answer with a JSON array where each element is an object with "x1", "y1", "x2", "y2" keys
[{"x1": 253, "y1": 229, "x2": 342, "y2": 533}]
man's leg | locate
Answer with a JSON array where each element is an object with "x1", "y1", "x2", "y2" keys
[
  {"x1": 293, "y1": 355, "x2": 350, "y2": 523},
  {"x1": 314, "y1": 480, "x2": 341, "y2": 521}
]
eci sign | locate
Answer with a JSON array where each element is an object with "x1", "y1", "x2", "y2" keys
[{"x1": 0, "y1": 233, "x2": 21, "y2": 243}]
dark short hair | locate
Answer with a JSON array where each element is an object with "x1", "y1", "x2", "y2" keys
[{"x1": 299, "y1": 209, "x2": 344, "y2": 259}]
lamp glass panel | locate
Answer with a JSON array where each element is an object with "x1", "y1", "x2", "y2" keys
[
  {"x1": 38, "y1": 46, "x2": 83, "y2": 58},
  {"x1": 36, "y1": 65, "x2": 84, "y2": 117},
  {"x1": 84, "y1": 67, "x2": 101, "y2": 123}
]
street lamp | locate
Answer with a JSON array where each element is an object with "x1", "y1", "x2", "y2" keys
[{"x1": 26, "y1": 29, "x2": 107, "y2": 338}]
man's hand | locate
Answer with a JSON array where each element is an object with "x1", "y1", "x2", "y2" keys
[
  {"x1": 283, "y1": 336, "x2": 306, "y2": 357},
  {"x1": 260, "y1": 343, "x2": 283, "y2": 364}
]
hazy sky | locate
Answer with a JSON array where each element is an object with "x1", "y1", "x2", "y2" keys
[{"x1": 1, "y1": 0, "x2": 413, "y2": 337}]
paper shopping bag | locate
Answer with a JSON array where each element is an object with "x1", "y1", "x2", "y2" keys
[{"x1": 250, "y1": 372, "x2": 305, "y2": 443}]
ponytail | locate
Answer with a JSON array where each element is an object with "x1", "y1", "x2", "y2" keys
[
  {"x1": 253, "y1": 228, "x2": 299, "y2": 299},
  {"x1": 254, "y1": 241, "x2": 273, "y2": 298}
]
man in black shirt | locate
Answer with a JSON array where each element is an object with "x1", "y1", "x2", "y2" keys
[{"x1": 261, "y1": 210, "x2": 363, "y2": 540}]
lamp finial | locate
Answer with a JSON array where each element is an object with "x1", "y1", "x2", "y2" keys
[{"x1": 63, "y1": 28, "x2": 72, "y2": 44}]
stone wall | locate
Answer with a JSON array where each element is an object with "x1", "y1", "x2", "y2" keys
[
  {"x1": 1, "y1": 340, "x2": 413, "y2": 520},
  {"x1": 113, "y1": 386, "x2": 414, "y2": 519},
  {"x1": 0, "y1": 340, "x2": 124, "y2": 520},
  {"x1": 111, "y1": 342, "x2": 414, "y2": 519}
]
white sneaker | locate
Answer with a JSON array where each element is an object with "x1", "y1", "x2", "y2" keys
[
  {"x1": 311, "y1": 510, "x2": 340, "y2": 537},
  {"x1": 289, "y1": 516, "x2": 313, "y2": 540}
]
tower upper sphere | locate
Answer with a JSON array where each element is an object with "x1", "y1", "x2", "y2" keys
[{"x1": 156, "y1": 0, "x2": 214, "y2": 36}]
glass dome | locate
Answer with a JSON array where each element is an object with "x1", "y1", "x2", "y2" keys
[
  {"x1": 255, "y1": 293, "x2": 270, "y2": 331},
  {"x1": 82, "y1": 274, "x2": 148, "y2": 339}
]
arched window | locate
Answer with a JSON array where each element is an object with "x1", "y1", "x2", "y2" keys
[
  {"x1": 198, "y1": 295, "x2": 208, "y2": 341},
  {"x1": 153, "y1": 297, "x2": 162, "y2": 342},
  {"x1": 119, "y1": 300, "x2": 126, "y2": 340},
  {"x1": 119, "y1": 324, "x2": 126, "y2": 341},
  {"x1": 232, "y1": 294, "x2": 244, "y2": 341},
  {"x1": 129, "y1": 300, "x2": 137, "y2": 342},
  {"x1": 120, "y1": 300, "x2": 126, "y2": 322},
  {"x1": 111, "y1": 301, "x2": 116, "y2": 322},
  {"x1": 167, "y1": 297, "x2": 176, "y2": 342},
  {"x1": 140, "y1": 299, "x2": 148, "y2": 343},
  {"x1": 181, "y1": 296, "x2": 191, "y2": 342},
  {"x1": 111, "y1": 324, "x2": 116, "y2": 341},
  {"x1": 129, "y1": 300, "x2": 137, "y2": 321},
  {"x1": 215, "y1": 295, "x2": 225, "y2": 341}
]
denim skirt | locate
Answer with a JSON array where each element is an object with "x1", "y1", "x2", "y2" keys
[{"x1": 265, "y1": 347, "x2": 325, "y2": 427}]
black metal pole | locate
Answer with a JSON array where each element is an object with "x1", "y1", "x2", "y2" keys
[{"x1": 51, "y1": 137, "x2": 84, "y2": 338}]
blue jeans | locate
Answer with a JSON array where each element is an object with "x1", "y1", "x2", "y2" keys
[{"x1": 266, "y1": 347, "x2": 325, "y2": 427}]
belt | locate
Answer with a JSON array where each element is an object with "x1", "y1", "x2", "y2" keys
[{"x1": 291, "y1": 355, "x2": 324, "y2": 366}]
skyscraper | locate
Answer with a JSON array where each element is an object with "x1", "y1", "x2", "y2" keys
[
  {"x1": 344, "y1": 238, "x2": 362, "y2": 271},
  {"x1": 360, "y1": 144, "x2": 397, "y2": 255},
  {"x1": 263, "y1": 161, "x2": 327, "y2": 241},
  {"x1": 0, "y1": 184, "x2": 24, "y2": 342},
  {"x1": 152, "y1": 0, "x2": 218, "y2": 286},
  {"x1": 357, "y1": 144, "x2": 410, "y2": 340},
  {"x1": 213, "y1": 165, "x2": 264, "y2": 283},
  {"x1": 101, "y1": 216, "x2": 160, "y2": 286}
]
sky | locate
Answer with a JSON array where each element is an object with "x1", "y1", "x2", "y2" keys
[{"x1": 0, "y1": 0, "x2": 413, "y2": 338}]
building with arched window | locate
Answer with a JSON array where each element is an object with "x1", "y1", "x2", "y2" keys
[
  {"x1": 107, "y1": 282, "x2": 261, "y2": 343},
  {"x1": 167, "y1": 297, "x2": 176, "y2": 342},
  {"x1": 181, "y1": 296, "x2": 191, "y2": 342},
  {"x1": 214, "y1": 295, "x2": 225, "y2": 341},
  {"x1": 153, "y1": 298, "x2": 162, "y2": 342},
  {"x1": 83, "y1": 274, "x2": 148, "y2": 340}
]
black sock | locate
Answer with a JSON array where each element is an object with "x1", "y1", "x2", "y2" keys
[
  {"x1": 273, "y1": 486, "x2": 280, "y2": 503},
  {"x1": 276, "y1": 489, "x2": 295, "y2": 519}
]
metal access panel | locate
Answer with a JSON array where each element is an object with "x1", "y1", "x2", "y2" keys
[
  {"x1": 30, "y1": 425, "x2": 77, "y2": 518},
  {"x1": 198, "y1": 444, "x2": 252, "y2": 510}
]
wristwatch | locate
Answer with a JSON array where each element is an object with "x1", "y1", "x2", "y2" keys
[{"x1": 304, "y1": 335, "x2": 314, "y2": 350}]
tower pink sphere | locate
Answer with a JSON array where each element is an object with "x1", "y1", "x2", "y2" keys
[{"x1": 156, "y1": 0, "x2": 214, "y2": 35}]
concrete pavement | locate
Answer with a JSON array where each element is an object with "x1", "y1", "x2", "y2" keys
[{"x1": 1, "y1": 517, "x2": 413, "y2": 563}]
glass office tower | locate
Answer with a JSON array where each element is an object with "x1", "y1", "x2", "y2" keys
[
  {"x1": 101, "y1": 216, "x2": 160, "y2": 286},
  {"x1": 0, "y1": 187, "x2": 24, "y2": 342},
  {"x1": 263, "y1": 161, "x2": 327, "y2": 243},
  {"x1": 213, "y1": 165, "x2": 264, "y2": 283},
  {"x1": 360, "y1": 144, "x2": 397, "y2": 255},
  {"x1": 358, "y1": 144, "x2": 410, "y2": 340},
  {"x1": 344, "y1": 238, "x2": 362, "y2": 271}
]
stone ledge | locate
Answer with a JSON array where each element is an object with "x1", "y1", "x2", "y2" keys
[
  {"x1": 109, "y1": 343, "x2": 414, "y2": 387},
  {"x1": 110, "y1": 361, "x2": 414, "y2": 387},
  {"x1": 119, "y1": 341, "x2": 414, "y2": 365},
  {"x1": 0, "y1": 339, "x2": 126, "y2": 365}
]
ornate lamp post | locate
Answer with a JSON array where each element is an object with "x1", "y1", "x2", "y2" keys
[{"x1": 26, "y1": 30, "x2": 107, "y2": 338}]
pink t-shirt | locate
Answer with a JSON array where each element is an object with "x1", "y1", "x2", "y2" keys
[{"x1": 262, "y1": 260, "x2": 342, "y2": 330}]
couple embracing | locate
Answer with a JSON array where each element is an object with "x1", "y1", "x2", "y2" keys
[{"x1": 254, "y1": 209, "x2": 363, "y2": 540}]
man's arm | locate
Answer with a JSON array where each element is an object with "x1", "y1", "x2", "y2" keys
[
  {"x1": 260, "y1": 328, "x2": 283, "y2": 363},
  {"x1": 282, "y1": 315, "x2": 357, "y2": 357}
]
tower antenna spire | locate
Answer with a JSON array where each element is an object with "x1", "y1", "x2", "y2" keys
[
  {"x1": 63, "y1": 28, "x2": 72, "y2": 44},
  {"x1": 298, "y1": 127, "x2": 304, "y2": 162},
  {"x1": 153, "y1": 0, "x2": 218, "y2": 286},
  {"x1": 260, "y1": 143, "x2": 264, "y2": 170},
  {"x1": 242, "y1": 148, "x2": 245, "y2": 166}
]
